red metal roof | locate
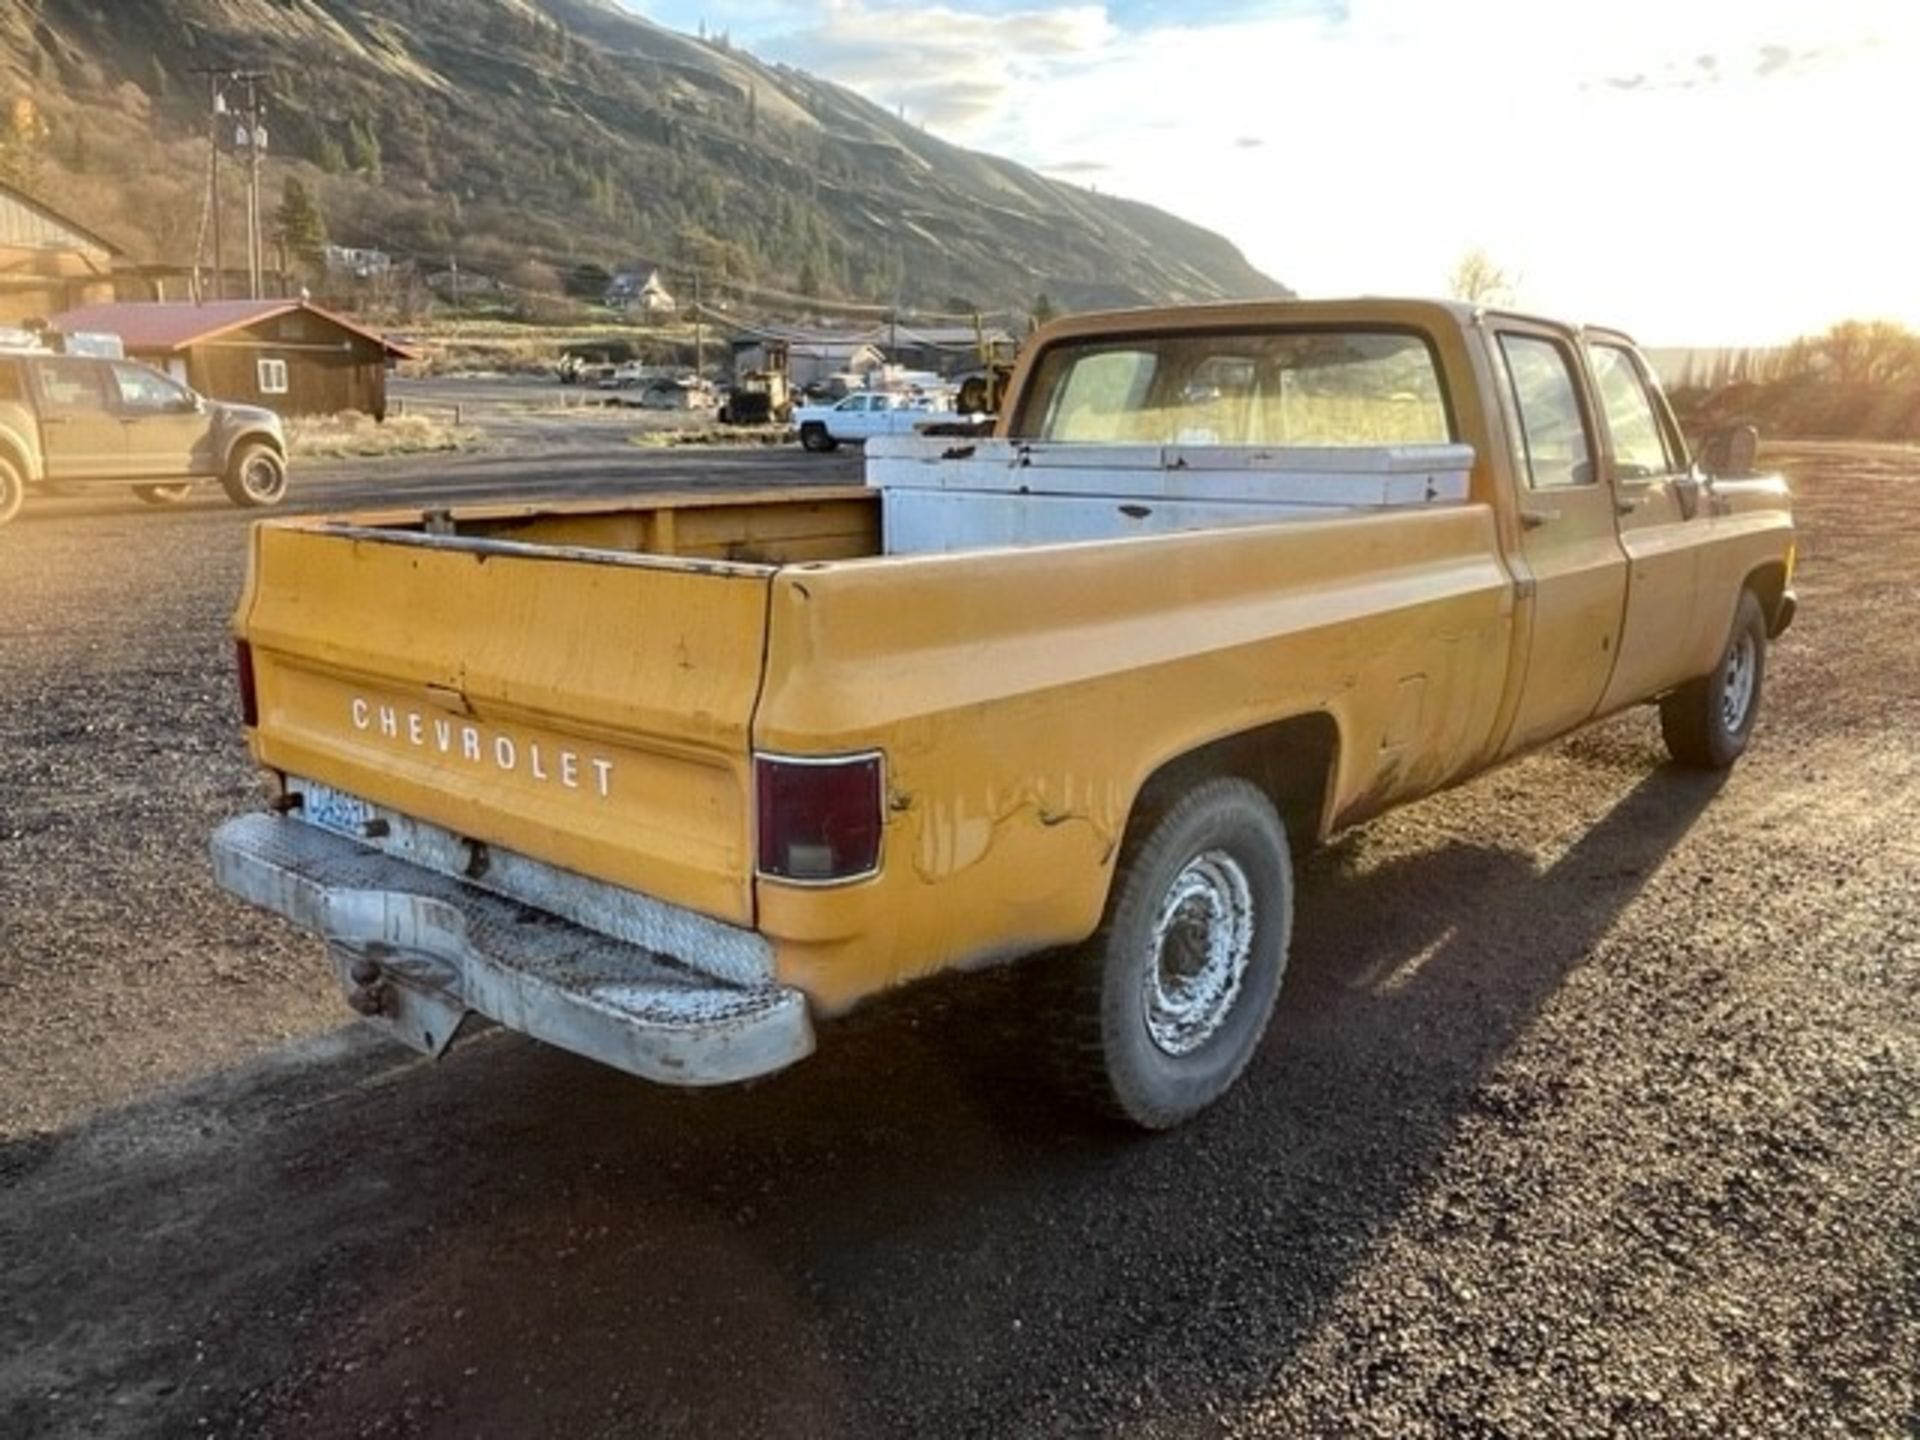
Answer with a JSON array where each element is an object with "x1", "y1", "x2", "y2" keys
[{"x1": 46, "y1": 299, "x2": 417, "y2": 358}]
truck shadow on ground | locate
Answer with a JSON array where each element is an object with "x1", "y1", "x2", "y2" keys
[{"x1": 1, "y1": 762, "x2": 1725, "y2": 1438}]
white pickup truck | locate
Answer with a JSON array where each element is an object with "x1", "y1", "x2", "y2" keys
[{"x1": 792, "y1": 390, "x2": 961, "y2": 452}]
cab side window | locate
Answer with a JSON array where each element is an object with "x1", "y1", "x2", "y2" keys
[
  {"x1": 35, "y1": 358, "x2": 112, "y2": 415},
  {"x1": 1496, "y1": 334, "x2": 1594, "y2": 489},
  {"x1": 111, "y1": 362, "x2": 191, "y2": 413},
  {"x1": 1589, "y1": 344, "x2": 1680, "y2": 479}
]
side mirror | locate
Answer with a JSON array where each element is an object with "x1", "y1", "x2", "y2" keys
[{"x1": 1698, "y1": 423, "x2": 1759, "y2": 479}]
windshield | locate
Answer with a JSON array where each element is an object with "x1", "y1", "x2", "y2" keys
[{"x1": 1013, "y1": 328, "x2": 1453, "y2": 446}]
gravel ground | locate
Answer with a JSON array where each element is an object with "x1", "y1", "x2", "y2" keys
[{"x1": 0, "y1": 440, "x2": 1913, "y2": 1438}]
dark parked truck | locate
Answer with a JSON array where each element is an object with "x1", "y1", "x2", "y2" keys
[
  {"x1": 211, "y1": 299, "x2": 1795, "y2": 1128},
  {"x1": 0, "y1": 342, "x2": 288, "y2": 525}
]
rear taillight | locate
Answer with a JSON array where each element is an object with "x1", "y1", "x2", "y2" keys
[
  {"x1": 755, "y1": 752, "x2": 884, "y2": 883},
  {"x1": 235, "y1": 639, "x2": 259, "y2": 728}
]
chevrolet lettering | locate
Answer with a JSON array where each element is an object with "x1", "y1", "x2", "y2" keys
[{"x1": 347, "y1": 697, "x2": 615, "y2": 797}]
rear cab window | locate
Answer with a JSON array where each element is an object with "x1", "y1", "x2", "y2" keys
[
  {"x1": 33, "y1": 358, "x2": 113, "y2": 415},
  {"x1": 1012, "y1": 328, "x2": 1455, "y2": 446}
]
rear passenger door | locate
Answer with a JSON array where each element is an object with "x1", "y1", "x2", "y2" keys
[
  {"x1": 1588, "y1": 340, "x2": 1706, "y2": 710},
  {"x1": 31, "y1": 358, "x2": 124, "y2": 482},
  {"x1": 1490, "y1": 326, "x2": 1630, "y2": 754}
]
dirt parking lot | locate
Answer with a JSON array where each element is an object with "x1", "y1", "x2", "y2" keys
[{"x1": 0, "y1": 439, "x2": 1914, "y2": 1437}]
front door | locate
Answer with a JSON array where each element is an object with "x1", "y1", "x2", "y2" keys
[
  {"x1": 1492, "y1": 327, "x2": 1630, "y2": 754},
  {"x1": 1587, "y1": 339, "x2": 1707, "y2": 710},
  {"x1": 109, "y1": 361, "x2": 207, "y2": 479},
  {"x1": 31, "y1": 357, "x2": 123, "y2": 482}
]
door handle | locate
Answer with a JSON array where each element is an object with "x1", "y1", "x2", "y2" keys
[{"x1": 1519, "y1": 507, "x2": 1558, "y2": 530}]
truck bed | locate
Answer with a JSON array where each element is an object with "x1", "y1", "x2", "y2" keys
[{"x1": 235, "y1": 447, "x2": 1509, "y2": 1010}]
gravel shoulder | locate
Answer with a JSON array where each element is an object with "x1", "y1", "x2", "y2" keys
[{"x1": 0, "y1": 441, "x2": 1913, "y2": 1438}]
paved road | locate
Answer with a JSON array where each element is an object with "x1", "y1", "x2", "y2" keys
[{"x1": 0, "y1": 442, "x2": 1913, "y2": 1438}]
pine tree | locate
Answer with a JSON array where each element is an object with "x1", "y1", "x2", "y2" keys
[
  {"x1": 346, "y1": 116, "x2": 382, "y2": 181},
  {"x1": 274, "y1": 176, "x2": 328, "y2": 268}
]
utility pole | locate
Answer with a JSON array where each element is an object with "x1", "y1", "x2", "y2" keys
[
  {"x1": 240, "y1": 73, "x2": 267, "y2": 299},
  {"x1": 190, "y1": 67, "x2": 226, "y2": 298},
  {"x1": 190, "y1": 67, "x2": 270, "y2": 300},
  {"x1": 693, "y1": 272, "x2": 704, "y2": 380}
]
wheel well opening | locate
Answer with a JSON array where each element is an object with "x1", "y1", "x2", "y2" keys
[
  {"x1": 1132, "y1": 713, "x2": 1341, "y2": 853},
  {"x1": 0, "y1": 435, "x2": 30, "y2": 482},
  {"x1": 1744, "y1": 560, "x2": 1787, "y2": 627},
  {"x1": 233, "y1": 431, "x2": 284, "y2": 461}
]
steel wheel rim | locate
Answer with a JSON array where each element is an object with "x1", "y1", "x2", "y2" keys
[
  {"x1": 1143, "y1": 850, "x2": 1255, "y2": 1057},
  {"x1": 1721, "y1": 631, "x2": 1757, "y2": 732},
  {"x1": 243, "y1": 456, "x2": 281, "y2": 500}
]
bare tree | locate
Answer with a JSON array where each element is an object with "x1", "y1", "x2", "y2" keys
[
  {"x1": 1782, "y1": 319, "x2": 1920, "y2": 387},
  {"x1": 1448, "y1": 249, "x2": 1516, "y2": 306}
]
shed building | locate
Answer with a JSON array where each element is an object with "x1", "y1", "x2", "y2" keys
[
  {"x1": 0, "y1": 179, "x2": 120, "y2": 325},
  {"x1": 47, "y1": 299, "x2": 415, "y2": 420},
  {"x1": 731, "y1": 336, "x2": 887, "y2": 389}
]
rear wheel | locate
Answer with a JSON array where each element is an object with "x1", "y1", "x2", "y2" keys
[
  {"x1": 0, "y1": 456, "x2": 22, "y2": 526},
  {"x1": 134, "y1": 483, "x2": 194, "y2": 505},
  {"x1": 1038, "y1": 777, "x2": 1293, "y2": 1129},
  {"x1": 1661, "y1": 589, "x2": 1768, "y2": 769},
  {"x1": 221, "y1": 442, "x2": 288, "y2": 509},
  {"x1": 800, "y1": 423, "x2": 836, "y2": 453}
]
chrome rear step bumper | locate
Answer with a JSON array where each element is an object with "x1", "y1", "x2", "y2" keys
[{"x1": 210, "y1": 813, "x2": 813, "y2": 1086}]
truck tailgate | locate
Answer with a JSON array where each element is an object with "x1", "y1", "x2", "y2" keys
[{"x1": 239, "y1": 522, "x2": 772, "y2": 925}]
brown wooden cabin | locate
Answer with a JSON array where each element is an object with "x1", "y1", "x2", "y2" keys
[{"x1": 47, "y1": 299, "x2": 415, "y2": 420}]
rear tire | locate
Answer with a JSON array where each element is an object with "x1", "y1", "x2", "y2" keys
[
  {"x1": 1038, "y1": 777, "x2": 1293, "y2": 1130},
  {"x1": 800, "y1": 424, "x2": 836, "y2": 453},
  {"x1": 0, "y1": 456, "x2": 22, "y2": 526},
  {"x1": 134, "y1": 483, "x2": 194, "y2": 505},
  {"x1": 1661, "y1": 589, "x2": 1768, "y2": 769},
  {"x1": 221, "y1": 442, "x2": 288, "y2": 509}
]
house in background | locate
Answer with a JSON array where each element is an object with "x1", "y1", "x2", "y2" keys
[
  {"x1": 606, "y1": 265, "x2": 676, "y2": 316},
  {"x1": 324, "y1": 245, "x2": 393, "y2": 281},
  {"x1": 48, "y1": 299, "x2": 416, "y2": 420},
  {"x1": 0, "y1": 179, "x2": 120, "y2": 324}
]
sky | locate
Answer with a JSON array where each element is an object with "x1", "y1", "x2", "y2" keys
[{"x1": 626, "y1": 0, "x2": 1920, "y2": 345}]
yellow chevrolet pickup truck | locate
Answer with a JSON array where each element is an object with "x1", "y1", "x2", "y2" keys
[{"x1": 211, "y1": 299, "x2": 1795, "y2": 1128}]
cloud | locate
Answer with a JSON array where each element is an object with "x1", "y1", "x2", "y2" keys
[
  {"x1": 759, "y1": 1, "x2": 1115, "y2": 129},
  {"x1": 1233, "y1": 135, "x2": 1263, "y2": 148}
]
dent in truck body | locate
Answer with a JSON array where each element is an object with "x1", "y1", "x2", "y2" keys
[{"x1": 750, "y1": 499, "x2": 1516, "y2": 1012}]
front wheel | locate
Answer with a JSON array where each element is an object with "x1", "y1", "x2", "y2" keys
[
  {"x1": 799, "y1": 423, "x2": 836, "y2": 453},
  {"x1": 0, "y1": 456, "x2": 22, "y2": 526},
  {"x1": 1661, "y1": 589, "x2": 1768, "y2": 769},
  {"x1": 134, "y1": 483, "x2": 194, "y2": 505},
  {"x1": 221, "y1": 442, "x2": 288, "y2": 509},
  {"x1": 1039, "y1": 777, "x2": 1293, "y2": 1129}
]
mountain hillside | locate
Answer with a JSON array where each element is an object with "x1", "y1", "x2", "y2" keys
[{"x1": 0, "y1": 0, "x2": 1287, "y2": 313}]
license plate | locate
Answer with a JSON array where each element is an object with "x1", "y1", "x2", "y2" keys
[{"x1": 301, "y1": 783, "x2": 374, "y2": 837}]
